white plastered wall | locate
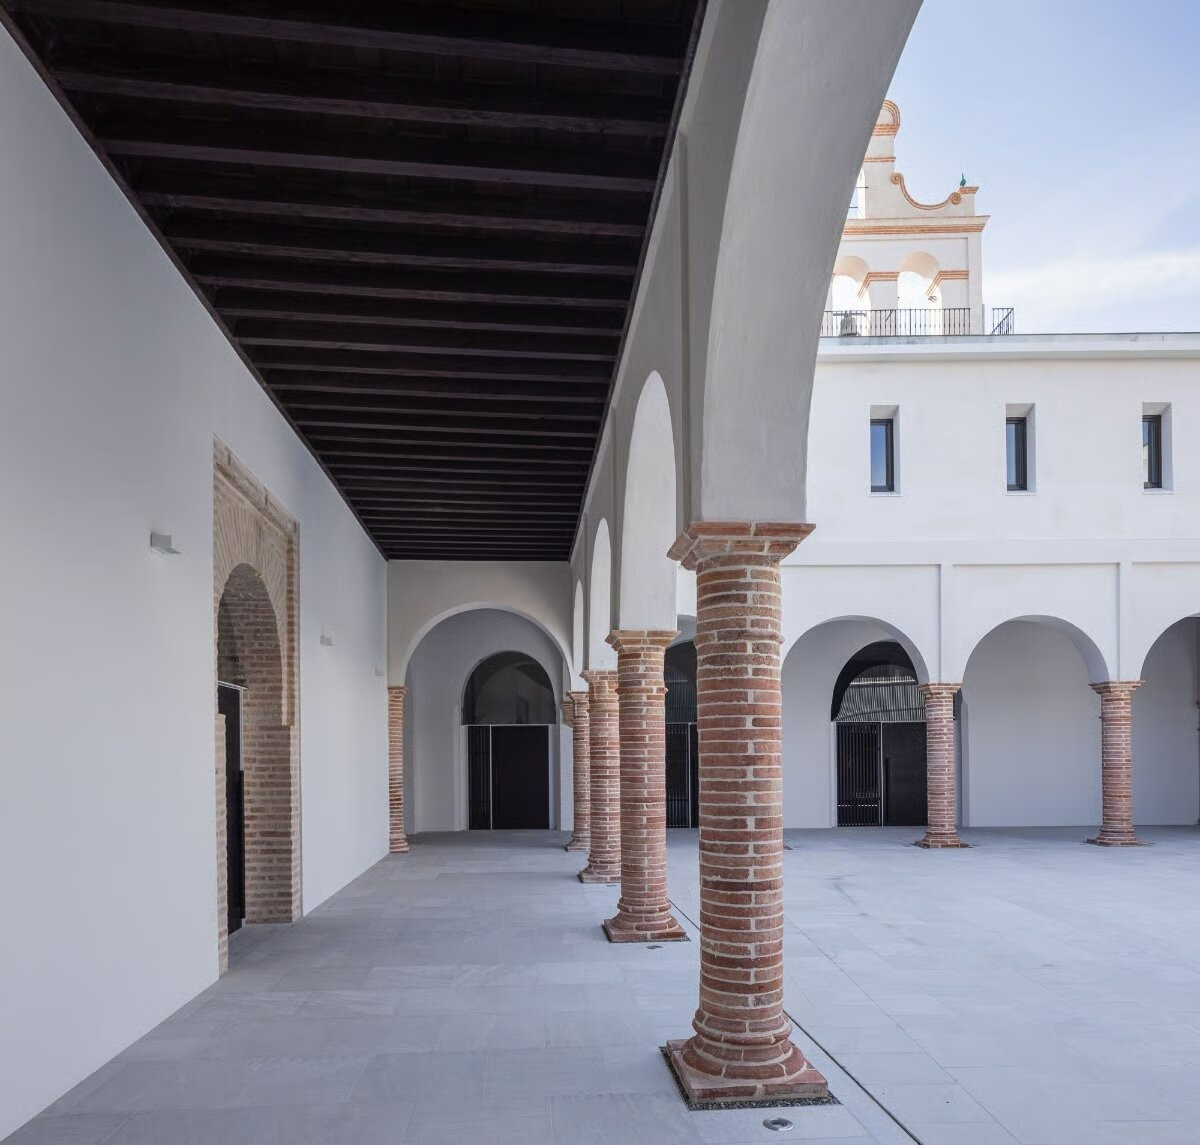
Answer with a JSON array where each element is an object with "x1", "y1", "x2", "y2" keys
[
  {"x1": 403, "y1": 609, "x2": 567, "y2": 833},
  {"x1": 0, "y1": 30, "x2": 387, "y2": 1139}
]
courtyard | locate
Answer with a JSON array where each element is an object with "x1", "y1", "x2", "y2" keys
[{"x1": 10, "y1": 829, "x2": 1200, "y2": 1145}]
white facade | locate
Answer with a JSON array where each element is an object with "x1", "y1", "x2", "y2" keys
[{"x1": 778, "y1": 334, "x2": 1200, "y2": 828}]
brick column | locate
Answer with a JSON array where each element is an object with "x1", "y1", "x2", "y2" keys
[
  {"x1": 665, "y1": 523, "x2": 827, "y2": 1105},
  {"x1": 578, "y1": 669, "x2": 620, "y2": 883},
  {"x1": 1088, "y1": 681, "x2": 1144, "y2": 846},
  {"x1": 563, "y1": 691, "x2": 591, "y2": 853},
  {"x1": 604, "y1": 630, "x2": 686, "y2": 943},
  {"x1": 915, "y1": 684, "x2": 968, "y2": 848},
  {"x1": 388, "y1": 686, "x2": 411, "y2": 854}
]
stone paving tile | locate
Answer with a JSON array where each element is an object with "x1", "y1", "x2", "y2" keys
[{"x1": 9, "y1": 827, "x2": 1200, "y2": 1145}]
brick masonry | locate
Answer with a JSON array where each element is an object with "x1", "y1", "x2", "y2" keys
[
  {"x1": 388, "y1": 686, "x2": 411, "y2": 854},
  {"x1": 1088, "y1": 681, "x2": 1145, "y2": 846},
  {"x1": 664, "y1": 522, "x2": 828, "y2": 1105},
  {"x1": 578, "y1": 669, "x2": 620, "y2": 884},
  {"x1": 562, "y1": 691, "x2": 591, "y2": 853},
  {"x1": 213, "y1": 442, "x2": 301, "y2": 973},
  {"x1": 603, "y1": 631, "x2": 686, "y2": 943},
  {"x1": 915, "y1": 684, "x2": 968, "y2": 848}
]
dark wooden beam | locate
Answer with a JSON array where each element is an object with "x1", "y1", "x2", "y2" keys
[
  {"x1": 214, "y1": 292, "x2": 624, "y2": 336},
  {"x1": 265, "y1": 374, "x2": 608, "y2": 405},
  {"x1": 191, "y1": 256, "x2": 629, "y2": 308},
  {"x1": 256, "y1": 347, "x2": 610, "y2": 383},
  {"x1": 237, "y1": 320, "x2": 614, "y2": 362},
  {"x1": 132, "y1": 174, "x2": 649, "y2": 238},
  {"x1": 309, "y1": 434, "x2": 594, "y2": 456},
  {"x1": 286, "y1": 396, "x2": 601, "y2": 423},
  {"x1": 166, "y1": 219, "x2": 639, "y2": 278},
  {"x1": 53, "y1": 54, "x2": 673, "y2": 136},
  {"x1": 98, "y1": 117, "x2": 659, "y2": 193},
  {"x1": 9, "y1": 1, "x2": 686, "y2": 74},
  {"x1": 295, "y1": 413, "x2": 597, "y2": 439}
]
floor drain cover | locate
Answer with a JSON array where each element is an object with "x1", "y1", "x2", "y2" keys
[
  {"x1": 647, "y1": 944, "x2": 661, "y2": 949},
  {"x1": 763, "y1": 1117, "x2": 794, "y2": 1132}
]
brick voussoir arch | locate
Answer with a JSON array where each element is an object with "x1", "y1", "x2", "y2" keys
[{"x1": 213, "y1": 440, "x2": 300, "y2": 972}]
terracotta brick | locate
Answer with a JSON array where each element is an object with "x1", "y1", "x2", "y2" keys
[
  {"x1": 578, "y1": 669, "x2": 620, "y2": 883},
  {"x1": 1088, "y1": 681, "x2": 1144, "y2": 846},
  {"x1": 388, "y1": 687, "x2": 411, "y2": 854},
  {"x1": 664, "y1": 522, "x2": 827, "y2": 1105},
  {"x1": 563, "y1": 691, "x2": 592, "y2": 853},
  {"x1": 915, "y1": 684, "x2": 968, "y2": 849}
]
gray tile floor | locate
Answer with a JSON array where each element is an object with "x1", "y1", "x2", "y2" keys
[{"x1": 8, "y1": 827, "x2": 1200, "y2": 1144}]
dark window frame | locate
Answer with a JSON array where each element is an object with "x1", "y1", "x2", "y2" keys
[
  {"x1": 1143, "y1": 413, "x2": 1164, "y2": 489},
  {"x1": 870, "y1": 418, "x2": 895, "y2": 493},
  {"x1": 1006, "y1": 416, "x2": 1029, "y2": 492}
]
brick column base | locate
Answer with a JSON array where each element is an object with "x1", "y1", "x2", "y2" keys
[
  {"x1": 388, "y1": 686, "x2": 411, "y2": 854},
  {"x1": 1087, "y1": 681, "x2": 1146, "y2": 847},
  {"x1": 915, "y1": 684, "x2": 969, "y2": 849},
  {"x1": 604, "y1": 630, "x2": 686, "y2": 944},
  {"x1": 578, "y1": 669, "x2": 621, "y2": 883},
  {"x1": 563, "y1": 691, "x2": 591, "y2": 853},
  {"x1": 664, "y1": 523, "x2": 828, "y2": 1106}
]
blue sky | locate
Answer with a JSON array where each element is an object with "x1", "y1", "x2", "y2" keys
[{"x1": 886, "y1": 0, "x2": 1200, "y2": 333}]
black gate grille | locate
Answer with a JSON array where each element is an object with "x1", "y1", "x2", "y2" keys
[
  {"x1": 666, "y1": 722, "x2": 698, "y2": 828},
  {"x1": 837, "y1": 722, "x2": 882, "y2": 826}
]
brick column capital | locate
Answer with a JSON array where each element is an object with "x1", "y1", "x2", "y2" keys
[
  {"x1": 668, "y1": 521, "x2": 815, "y2": 570},
  {"x1": 918, "y1": 682, "x2": 961, "y2": 699},
  {"x1": 1090, "y1": 680, "x2": 1142, "y2": 700},
  {"x1": 606, "y1": 629, "x2": 678, "y2": 653},
  {"x1": 581, "y1": 667, "x2": 618, "y2": 697}
]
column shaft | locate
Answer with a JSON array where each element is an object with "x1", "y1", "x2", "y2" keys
[
  {"x1": 665, "y1": 523, "x2": 827, "y2": 1105},
  {"x1": 1088, "y1": 681, "x2": 1144, "y2": 846},
  {"x1": 563, "y1": 691, "x2": 591, "y2": 853},
  {"x1": 915, "y1": 684, "x2": 967, "y2": 848},
  {"x1": 578, "y1": 669, "x2": 620, "y2": 883},
  {"x1": 387, "y1": 686, "x2": 411, "y2": 854},
  {"x1": 604, "y1": 631, "x2": 686, "y2": 943}
]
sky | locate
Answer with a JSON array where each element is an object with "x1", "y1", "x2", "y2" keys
[{"x1": 885, "y1": 0, "x2": 1200, "y2": 333}]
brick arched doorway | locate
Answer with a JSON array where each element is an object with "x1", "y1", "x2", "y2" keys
[{"x1": 214, "y1": 443, "x2": 300, "y2": 971}]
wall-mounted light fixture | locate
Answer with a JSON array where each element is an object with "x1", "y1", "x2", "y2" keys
[
  {"x1": 320, "y1": 632, "x2": 335, "y2": 647},
  {"x1": 150, "y1": 532, "x2": 181, "y2": 555},
  {"x1": 374, "y1": 666, "x2": 385, "y2": 678}
]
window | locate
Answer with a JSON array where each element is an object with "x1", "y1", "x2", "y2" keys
[
  {"x1": 870, "y1": 418, "x2": 894, "y2": 492},
  {"x1": 1006, "y1": 417, "x2": 1029, "y2": 491},
  {"x1": 1143, "y1": 413, "x2": 1163, "y2": 489}
]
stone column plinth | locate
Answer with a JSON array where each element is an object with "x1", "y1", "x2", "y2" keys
[
  {"x1": 388, "y1": 686, "x2": 411, "y2": 854},
  {"x1": 578, "y1": 669, "x2": 620, "y2": 883},
  {"x1": 563, "y1": 691, "x2": 591, "y2": 853},
  {"x1": 603, "y1": 630, "x2": 686, "y2": 944},
  {"x1": 915, "y1": 684, "x2": 968, "y2": 849},
  {"x1": 1088, "y1": 682, "x2": 1145, "y2": 846},
  {"x1": 664, "y1": 523, "x2": 828, "y2": 1106}
]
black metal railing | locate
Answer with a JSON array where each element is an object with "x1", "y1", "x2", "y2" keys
[{"x1": 821, "y1": 307, "x2": 1016, "y2": 338}]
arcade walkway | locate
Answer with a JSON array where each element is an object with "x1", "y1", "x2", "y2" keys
[{"x1": 10, "y1": 829, "x2": 1200, "y2": 1145}]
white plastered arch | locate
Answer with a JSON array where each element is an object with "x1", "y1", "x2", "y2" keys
[{"x1": 588, "y1": 519, "x2": 616, "y2": 669}]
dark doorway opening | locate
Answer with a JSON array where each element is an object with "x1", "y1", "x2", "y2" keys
[
  {"x1": 665, "y1": 640, "x2": 699, "y2": 828},
  {"x1": 463, "y1": 652, "x2": 555, "y2": 830},
  {"x1": 832, "y1": 642, "x2": 928, "y2": 827},
  {"x1": 217, "y1": 682, "x2": 245, "y2": 935}
]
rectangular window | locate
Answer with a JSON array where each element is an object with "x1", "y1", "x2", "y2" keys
[
  {"x1": 1143, "y1": 413, "x2": 1163, "y2": 489},
  {"x1": 870, "y1": 418, "x2": 894, "y2": 492},
  {"x1": 1006, "y1": 417, "x2": 1029, "y2": 491}
]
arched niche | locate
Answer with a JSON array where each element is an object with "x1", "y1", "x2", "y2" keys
[
  {"x1": 462, "y1": 651, "x2": 557, "y2": 726},
  {"x1": 588, "y1": 519, "x2": 616, "y2": 669},
  {"x1": 619, "y1": 372, "x2": 678, "y2": 630}
]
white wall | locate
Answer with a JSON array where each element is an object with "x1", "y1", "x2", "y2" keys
[
  {"x1": 0, "y1": 30, "x2": 387, "y2": 1139},
  {"x1": 962, "y1": 622, "x2": 1100, "y2": 826},
  {"x1": 404, "y1": 609, "x2": 567, "y2": 833},
  {"x1": 1134, "y1": 621, "x2": 1200, "y2": 825}
]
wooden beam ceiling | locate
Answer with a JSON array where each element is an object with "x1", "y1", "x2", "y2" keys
[{"x1": 0, "y1": 0, "x2": 703, "y2": 559}]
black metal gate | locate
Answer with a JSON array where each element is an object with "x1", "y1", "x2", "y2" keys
[
  {"x1": 217, "y1": 683, "x2": 245, "y2": 934},
  {"x1": 665, "y1": 722, "x2": 699, "y2": 828},
  {"x1": 466, "y1": 724, "x2": 550, "y2": 829},
  {"x1": 836, "y1": 721, "x2": 928, "y2": 826},
  {"x1": 837, "y1": 722, "x2": 882, "y2": 826}
]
